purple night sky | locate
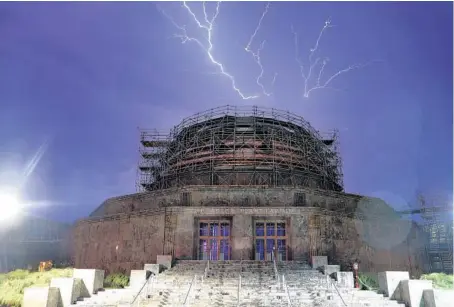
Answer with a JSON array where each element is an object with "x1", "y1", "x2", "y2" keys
[{"x1": 0, "y1": 1, "x2": 452, "y2": 222}]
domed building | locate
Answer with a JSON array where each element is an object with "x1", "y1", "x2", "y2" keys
[{"x1": 73, "y1": 106, "x2": 425, "y2": 274}]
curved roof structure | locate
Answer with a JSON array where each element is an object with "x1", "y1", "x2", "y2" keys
[{"x1": 137, "y1": 106, "x2": 343, "y2": 192}]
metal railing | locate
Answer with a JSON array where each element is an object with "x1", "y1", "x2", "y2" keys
[
  {"x1": 282, "y1": 274, "x2": 292, "y2": 307},
  {"x1": 183, "y1": 274, "x2": 197, "y2": 307},
  {"x1": 237, "y1": 274, "x2": 242, "y2": 307},
  {"x1": 326, "y1": 275, "x2": 347, "y2": 307},
  {"x1": 273, "y1": 252, "x2": 279, "y2": 283},
  {"x1": 130, "y1": 275, "x2": 155, "y2": 307},
  {"x1": 204, "y1": 259, "x2": 210, "y2": 278}
]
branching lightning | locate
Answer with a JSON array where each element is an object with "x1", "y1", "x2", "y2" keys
[
  {"x1": 160, "y1": 2, "x2": 375, "y2": 100},
  {"x1": 161, "y1": 1, "x2": 259, "y2": 100},
  {"x1": 244, "y1": 2, "x2": 277, "y2": 97},
  {"x1": 292, "y1": 18, "x2": 369, "y2": 98}
]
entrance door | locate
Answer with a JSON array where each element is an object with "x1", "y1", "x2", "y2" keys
[
  {"x1": 254, "y1": 221, "x2": 287, "y2": 261},
  {"x1": 198, "y1": 220, "x2": 231, "y2": 260}
]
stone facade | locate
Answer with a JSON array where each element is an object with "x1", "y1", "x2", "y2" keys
[{"x1": 73, "y1": 186, "x2": 426, "y2": 275}]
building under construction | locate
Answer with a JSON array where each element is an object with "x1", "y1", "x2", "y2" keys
[
  {"x1": 137, "y1": 106, "x2": 343, "y2": 192},
  {"x1": 74, "y1": 106, "x2": 426, "y2": 275}
]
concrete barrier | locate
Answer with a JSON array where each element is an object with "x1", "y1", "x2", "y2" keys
[
  {"x1": 157, "y1": 255, "x2": 172, "y2": 269},
  {"x1": 321, "y1": 265, "x2": 340, "y2": 276},
  {"x1": 73, "y1": 269, "x2": 104, "y2": 297},
  {"x1": 23, "y1": 287, "x2": 60, "y2": 307},
  {"x1": 332, "y1": 272, "x2": 354, "y2": 288},
  {"x1": 144, "y1": 263, "x2": 160, "y2": 275},
  {"x1": 423, "y1": 288, "x2": 454, "y2": 307},
  {"x1": 311, "y1": 256, "x2": 328, "y2": 269},
  {"x1": 378, "y1": 271, "x2": 410, "y2": 299},
  {"x1": 399, "y1": 280, "x2": 433, "y2": 307},
  {"x1": 130, "y1": 270, "x2": 151, "y2": 288},
  {"x1": 50, "y1": 277, "x2": 82, "y2": 307}
]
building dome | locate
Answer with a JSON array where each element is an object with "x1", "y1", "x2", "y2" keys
[{"x1": 138, "y1": 106, "x2": 343, "y2": 192}]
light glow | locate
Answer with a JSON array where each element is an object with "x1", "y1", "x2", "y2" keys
[{"x1": 0, "y1": 192, "x2": 22, "y2": 221}]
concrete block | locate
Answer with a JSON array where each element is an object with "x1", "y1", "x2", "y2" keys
[
  {"x1": 50, "y1": 278, "x2": 82, "y2": 307},
  {"x1": 321, "y1": 265, "x2": 340, "y2": 276},
  {"x1": 311, "y1": 256, "x2": 328, "y2": 269},
  {"x1": 399, "y1": 280, "x2": 433, "y2": 307},
  {"x1": 144, "y1": 263, "x2": 160, "y2": 275},
  {"x1": 157, "y1": 255, "x2": 172, "y2": 269},
  {"x1": 378, "y1": 271, "x2": 410, "y2": 299},
  {"x1": 23, "y1": 287, "x2": 60, "y2": 307},
  {"x1": 423, "y1": 289, "x2": 454, "y2": 307},
  {"x1": 332, "y1": 272, "x2": 354, "y2": 288},
  {"x1": 73, "y1": 269, "x2": 104, "y2": 297},
  {"x1": 130, "y1": 270, "x2": 151, "y2": 288}
]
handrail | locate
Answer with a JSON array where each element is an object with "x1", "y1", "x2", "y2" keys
[
  {"x1": 205, "y1": 259, "x2": 210, "y2": 277},
  {"x1": 282, "y1": 274, "x2": 292, "y2": 307},
  {"x1": 183, "y1": 274, "x2": 197, "y2": 306},
  {"x1": 130, "y1": 274, "x2": 155, "y2": 307},
  {"x1": 237, "y1": 274, "x2": 241, "y2": 307},
  {"x1": 273, "y1": 253, "x2": 279, "y2": 283},
  {"x1": 327, "y1": 275, "x2": 347, "y2": 307}
]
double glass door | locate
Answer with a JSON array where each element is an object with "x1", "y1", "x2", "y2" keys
[
  {"x1": 198, "y1": 220, "x2": 230, "y2": 260},
  {"x1": 255, "y1": 221, "x2": 287, "y2": 261}
]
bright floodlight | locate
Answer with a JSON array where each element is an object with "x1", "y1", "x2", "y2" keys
[{"x1": 0, "y1": 192, "x2": 21, "y2": 221}]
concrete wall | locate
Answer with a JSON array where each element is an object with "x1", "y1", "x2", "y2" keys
[
  {"x1": 73, "y1": 213, "x2": 165, "y2": 274},
  {"x1": 74, "y1": 201, "x2": 425, "y2": 275},
  {"x1": 88, "y1": 186, "x2": 364, "y2": 217}
]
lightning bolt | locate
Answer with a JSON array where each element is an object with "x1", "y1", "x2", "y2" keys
[
  {"x1": 161, "y1": 1, "x2": 259, "y2": 100},
  {"x1": 292, "y1": 18, "x2": 370, "y2": 98},
  {"x1": 244, "y1": 2, "x2": 277, "y2": 97}
]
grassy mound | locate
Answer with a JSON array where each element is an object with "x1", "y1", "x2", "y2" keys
[
  {"x1": 0, "y1": 268, "x2": 73, "y2": 307},
  {"x1": 420, "y1": 273, "x2": 453, "y2": 289}
]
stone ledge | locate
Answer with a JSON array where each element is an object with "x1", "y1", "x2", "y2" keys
[
  {"x1": 130, "y1": 270, "x2": 152, "y2": 288},
  {"x1": 399, "y1": 279, "x2": 433, "y2": 307},
  {"x1": 332, "y1": 271, "x2": 354, "y2": 288},
  {"x1": 50, "y1": 277, "x2": 82, "y2": 307},
  {"x1": 423, "y1": 288, "x2": 454, "y2": 307},
  {"x1": 23, "y1": 286, "x2": 60, "y2": 307},
  {"x1": 157, "y1": 255, "x2": 172, "y2": 270},
  {"x1": 311, "y1": 256, "x2": 328, "y2": 269},
  {"x1": 321, "y1": 265, "x2": 340, "y2": 276},
  {"x1": 378, "y1": 271, "x2": 410, "y2": 299},
  {"x1": 73, "y1": 269, "x2": 104, "y2": 297}
]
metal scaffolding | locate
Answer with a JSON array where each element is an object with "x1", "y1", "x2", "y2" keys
[
  {"x1": 136, "y1": 105, "x2": 344, "y2": 192},
  {"x1": 398, "y1": 197, "x2": 453, "y2": 274}
]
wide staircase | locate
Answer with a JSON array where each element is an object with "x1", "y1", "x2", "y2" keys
[
  {"x1": 34, "y1": 259, "x2": 412, "y2": 307},
  {"x1": 85, "y1": 260, "x2": 404, "y2": 307},
  {"x1": 278, "y1": 261, "x2": 404, "y2": 307}
]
